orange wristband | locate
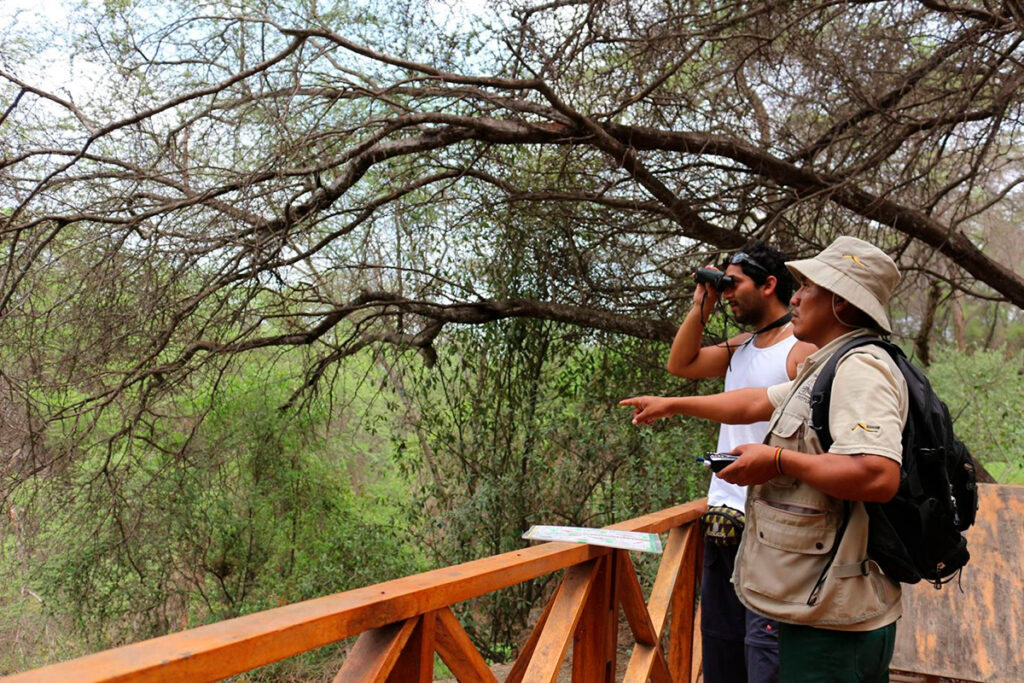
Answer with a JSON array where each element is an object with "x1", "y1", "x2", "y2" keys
[{"x1": 774, "y1": 447, "x2": 784, "y2": 475}]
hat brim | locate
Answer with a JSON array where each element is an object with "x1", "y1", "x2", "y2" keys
[{"x1": 787, "y1": 258, "x2": 892, "y2": 334}]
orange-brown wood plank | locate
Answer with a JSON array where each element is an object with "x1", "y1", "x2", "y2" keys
[
  {"x1": 667, "y1": 523, "x2": 701, "y2": 680},
  {"x1": 506, "y1": 580, "x2": 559, "y2": 683},
  {"x1": 386, "y1": 611, "x2": 433, "y2": 682},
  {"x1": 616, "y1": 551, "x2": 659, "y2": 646},
  {"x1": 646, "y1": 524, "x2": 694, "y2": 635},
  {"x1": 521, "y1": 560, "x2": 600, "y2": 683},
  {"x1": 1, "y1": 501, "x2": 704, "y2": 683},
  {"x1": 622, "y1": 524, "x2": 698, "y2": 682},
  {"x1": 689, "y1": 531, "x2": 705, "y2": 683},
  {"x1": 618, "y1": 547, "x2": 673, "y2": 683},
  {"x1": 332, "y1": 617, "x2": 418, "y2": 683},
  {"x1": 622, "y1": 643, "x2": 671, "y2": 683},
  {"x1": 891, "y1": 483, "x2": 1024, "y2": 682},
  {"x1": 571, "y1": 555, "x2": 616, "y2": 683},
  {"x1": 691, "y1": 602, "x2": 703, "y2": 683},
  {"x1": 433, "y1": 608, "x2": 497, "y2": 683},
  {"x1": 605, "y1": 500, "x2": 707, "y2": 535}
]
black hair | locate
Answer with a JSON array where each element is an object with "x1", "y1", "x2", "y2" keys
[{"x1": 723, "y1": 239, "x2": 795, "y2": 305}]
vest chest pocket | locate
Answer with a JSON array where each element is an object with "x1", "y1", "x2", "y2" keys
[
  {"x1": 752, "y1": 499, "x2": 837, "y2": 554},
  {"x1": 741, "y1": 498, "x2": 838, "y2": 605},
  {"x1": 768, "y1": 410, "x2": 806, "y2": 442}
]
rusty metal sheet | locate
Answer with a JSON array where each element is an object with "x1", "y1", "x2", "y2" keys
[{"x1": 891, "y1": 483, "x2": 1024, "y2": 682}]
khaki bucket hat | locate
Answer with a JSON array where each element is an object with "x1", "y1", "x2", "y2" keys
[{"x1": 785, "y1": 236, "x2": 901, "y2": 334}]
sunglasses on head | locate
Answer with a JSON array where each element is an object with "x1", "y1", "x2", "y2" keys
[{"x1": 728, "y1": 251, "x2": 770, "y2": 276}]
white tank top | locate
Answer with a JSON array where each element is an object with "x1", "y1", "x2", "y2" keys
[{"x1": 707, "y1": 331, "x2": 799, "y2": 511}]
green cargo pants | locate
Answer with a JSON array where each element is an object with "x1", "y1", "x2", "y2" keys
[{"x1": 777, "y1": 621, "x2": 896, "y2": 682}]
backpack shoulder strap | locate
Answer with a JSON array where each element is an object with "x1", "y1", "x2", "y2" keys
[{"x1": 809, "y1": 336, "x2": 903, "y2": 452}]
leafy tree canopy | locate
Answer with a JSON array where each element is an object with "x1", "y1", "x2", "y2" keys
[{"x1": 1, "y1": 0, "x2": 1022, "y2": 479}]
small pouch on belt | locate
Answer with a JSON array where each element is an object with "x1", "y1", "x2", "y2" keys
[{"x1": 700, "y1": 505, "x2": 745, "y2": 546}]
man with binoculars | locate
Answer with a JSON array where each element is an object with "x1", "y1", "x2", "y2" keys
[
  {"x1": 666, "y1": 241, "x2": 814, "y2": 683},
  {"x1": 625, "y1": 236, "x2": 909, "y2": 681}
]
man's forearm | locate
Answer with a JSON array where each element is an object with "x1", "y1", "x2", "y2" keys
[
  {"x1": 666, "y1": 305, "x2": 706, "y2": 376},
  {"x1": 678, "y1": 387, "x2": 772, "y2": 424},
  {"x1": 776, "y1": 448, "x2": 900, "y2": 502},
  {"x1": 622, "y1": 387, "x2": 773, "y2": 425},
  {"x1": 718, "y1": 444, "x2": 901, "y2": 502}
]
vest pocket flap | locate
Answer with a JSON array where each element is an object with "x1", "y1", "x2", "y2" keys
[
  {"x1": 752, "y1": 499, "x2": 836, "y2": 555},
  {"x1": 768, "y1": 411, "x2": 804, "y2": 439}
]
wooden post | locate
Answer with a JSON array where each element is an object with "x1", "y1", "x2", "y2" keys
[
  {"x1": 691, "y1": 537, "x2": 704, "y2": 683},
  {"x1": 571, "y1": 554, "x2": 618, "y2": 682},
  {"x1": 667, "y1": 524, "x2": 701, "y2": 680},
  {"x1": 691, "y1": 602, "x2": 703, "y2": 683}
]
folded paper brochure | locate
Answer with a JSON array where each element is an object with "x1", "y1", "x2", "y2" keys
[{"x1": 522, "y1": 525, "x2": 663, "y2": 553}]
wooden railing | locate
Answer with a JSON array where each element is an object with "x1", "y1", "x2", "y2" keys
[{"x1": 1, "y1": 499, "x2": 706, "y2": 682}]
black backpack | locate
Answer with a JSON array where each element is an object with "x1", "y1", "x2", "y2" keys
[{"x1": 809, "y1": 337, "x2": 979, "y2": 586}]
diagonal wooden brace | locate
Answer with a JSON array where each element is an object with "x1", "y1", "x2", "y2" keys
[
  {"x1": 333, "y1": 615, "x2": 421, "y2": 682},
  {"x1": 617, "y1": 550, "x2": 672, "y2": 683},
  {"x1": 433, "y1": 607, "x2": 498, "y2": 683},
  {"x1": 518, "y1": 558, "x2": 603, "y2": 683}
]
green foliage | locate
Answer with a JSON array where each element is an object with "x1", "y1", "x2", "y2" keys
[
  {"x1": 395, "y1": 321, "x2": 714, "y2": 657},
  {"x1": 925, "y1": 345, "x2": 1024, "y2": 484},
  {"x1": 1, "y1": 351, "x2": 420, "y2": 672}
]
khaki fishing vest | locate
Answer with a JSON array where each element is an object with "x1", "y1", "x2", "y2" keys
[{"x1": 732, "y1": 341, "x2": 903, "y2": 631}]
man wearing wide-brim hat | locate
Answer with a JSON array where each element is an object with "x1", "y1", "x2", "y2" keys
[{"x1": 621, "y1": 236, "x2": 907, "y2": 681}]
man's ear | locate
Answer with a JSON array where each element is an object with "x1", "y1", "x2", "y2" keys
[
  {"x1": 832, "y1": 294, "x2": 871, "y2": 327},
  {"x1": 761, "y1": 275, "x2": 777, "y2": 296}
]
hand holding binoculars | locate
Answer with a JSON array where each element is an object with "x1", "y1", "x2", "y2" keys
[{"x1": 694, "y1": 267, "x2": 735, "y2": 291}]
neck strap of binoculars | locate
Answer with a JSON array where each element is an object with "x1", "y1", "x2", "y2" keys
[{"x1": 754, "y1": 312, "x2": 792, "y2": 336}]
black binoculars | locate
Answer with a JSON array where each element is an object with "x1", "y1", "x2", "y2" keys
[{"x1": 694, "y1": 268, "x2": 735, "y2": 290}]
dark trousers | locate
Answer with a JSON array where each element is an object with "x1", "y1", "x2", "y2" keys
[
  {"x1": 777, "y1": 622, "x2": 896, "y2": 682},
  {"x1": 701, "y1": 538, "x2": 780, "y2": 683}
]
